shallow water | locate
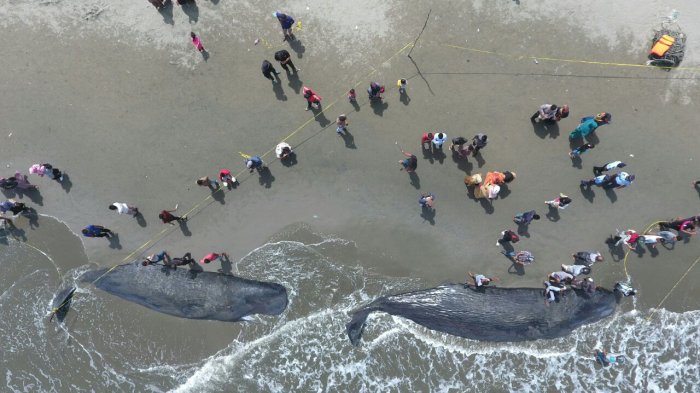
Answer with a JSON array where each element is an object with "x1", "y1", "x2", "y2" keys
[{"x1": 2, "y1": 220, "x2": 698, "y2": 393}]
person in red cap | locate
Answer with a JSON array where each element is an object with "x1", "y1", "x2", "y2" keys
[
  {"x1": 199, "y1": 252, "x2": 229, "y2": 265},
  {"x1": 219, "y1": 169, "x2": 236, "y2": 189}
]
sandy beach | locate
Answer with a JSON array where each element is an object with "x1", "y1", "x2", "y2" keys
[{"x1": 1, "y1": 0, "x2": 699, "y2": 391}]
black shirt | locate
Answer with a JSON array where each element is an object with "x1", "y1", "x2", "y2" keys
[
  {"x1": 274, "y1": 50, "x2": 291, "y2": 62},
  {"x1": 261, "y1": 60, "x2": 274, "y2": 74}
]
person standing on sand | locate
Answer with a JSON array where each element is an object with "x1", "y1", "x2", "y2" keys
[
  {"x1": 159, "y1": 205, "x2": 187, "y2": 225},
  {"x1": 421, "y1": 132, "x2": 434, "y2": 152},
  {"x1": 466, "y1": 134, "x2": 488, "y2": 156},
  {"x1": 593, "y1": 161, "x2": 626, "y2": 175},
  {"x1": 274, "y1": 49, "x2": 298, "y2": 73},
  {"x1": 419, "y1": 193, "x2": 435, "y2": 208},
  {"x1": 503, "y1": 250, "x2": 535, "y2": 266},
  {"x1": 569, "y1": 112, "x2": 611, "y2": 139},
  {"x1": 513, "y1": 210, "x2": 540, "y2": 225},
  {"x1": 190, "y1": 32, "x2": 206, "y2": 53},
  {"x1": 219, "y1": 169, "x2": 236, "y2": 188},
  {"x1": 29, "y1": 163, "x2": 63, "y2": 182},
  {"x1": 273, "y1": 11, "x2": 296, "y2": 41},
  {"x1": 245, "y1": 156, "x2": 266, "y2": 173},
  {"x1": 336, "y1": 114, "x2": 349, "y2": 135},
  {"x1": 496, "y1": 230, "x2": 519, "y2": 246},
  {"x1": 109, "y1": 202, "x2": 139, "y2": 217},
  {"x1": 571, "y1": 251, "x2": 604, "y2": 266},
  {"x1": 167, "y1": 252, "x2": 196, "y2": 268},
  {"x1": 531, "y1": 104, "x2": 568, "y2": 122},
  {"x1": 82, "y1": 225, "x2": 113, "y2": 238},
  {"x1": 468, "y1": 272, "x2": 498, "y2": 287},
  {"x1": 432, "y1": 132, "x2": 447, "y2": 151},
  {"x1": 262, "y1": 60, "x2": 280, "y2": 83},
  {"x1": 398, "y1": 148, "x2": 418, "y2": 173},
  {"x1": 602, "y1": 172, "x2": 635, "y2": 190},
  {"x1": 142, "y1": 250, "x2": 170, "y2": 266},
  {"x1": 545, "y1": 193, "x2": 572, "y2": 209},
  {"x1": 200, "y1": 252, "x2": 229, "y2": 265},
  {"x1": 197, "y1": 176, "x2": 219, "y2": 191},
  {"x1": 302, "y1": 86, "x2": 322, "y2": 111}
]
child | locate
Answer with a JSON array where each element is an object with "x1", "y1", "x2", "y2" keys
[
  {"x1": 569, "y1": 143, "x2": 595, "y2": 158},
  {"x1": 336, "y1": 114, "x2": 348, "y2": 135},
  {"x1": 219, "y1": 169, "x2": 236, "y2": 188},
  {"x1": 191, "y1": 32, "x2": 205, "y2": 52},
  {"x1": 397, "y1": 78, "x2": 407, "y2": 94},
  {"x1": 347, "y1": 89, "x2": 356, "y2": 103}
]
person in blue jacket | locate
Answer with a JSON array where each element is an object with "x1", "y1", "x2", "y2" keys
[{"x1": 273, "y1": 11, "x2": 295, "y2": 41}]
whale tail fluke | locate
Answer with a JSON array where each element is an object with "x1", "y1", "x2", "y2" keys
[{"x1": 346, "y1": 308, "x2": 372, "y2": 346}]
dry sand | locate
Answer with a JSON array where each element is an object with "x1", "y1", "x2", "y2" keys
[{"x1": 1, "y1": 0, "x2": 699, "y2": 313}]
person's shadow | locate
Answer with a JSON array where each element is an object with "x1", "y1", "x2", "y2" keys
[
  {"x1": 340, "y1": 130, "x2": 356, "y2": 149},
  {"x1": 350, "y1": 99, "x2": 360, "y2": 112},
  {"x1": 181, "y1": 1, "x2": 199, "y2": 23},
  {"x1": 281, "y1": 153, "x2": 298, "y2": 167},
  {"x1": 135, "y1": 212, "x2": 147, "y2": 227},
  {"x1": 420, "y1": 206, "x2": 435, "y2": 225},
  {"x1": 474, "y1": 152, "x2": 486, "y2": 168},
  {"x1": 21, "y1": 188, "x2": 43, "y2": 206},
  {"x1": 272, "y1": 81, "x2": 287, "y2": 101},
  {"x1": 108, "y1": 233, "x2": 122, "y2": 249},
  {"x1": 498, "y1": 241, "x2": 515, "y2": 254},
  {"x1": 218, "y1": 254, "x2": 233, "y2": 275},
  {"x1": 158, "y1": 1, "x2": 174, "y2": 25},
  {"x1": 546, "y1": 206, "x2": 560, "y2": 222},
  {"x1": 422, "y1": 145, "x2": 434, "y2": 164},
  {"x1": 400, "y1": 92, "x2": 411, "y2": 106},
  {"x1": 532, "y1": 120, "x2": 559, "y2": 139},
  {"x1": 201, "y1": 50, "x2": 210, "y2": 62},
  {"x1": 605, "y1": 236, "x2": 627, "y2": 262},
  {"x1": 287, "y1": 71, "x2": 302, "y2": 94},
  {"x1": 498, "y1": 184, "x2": 511, "y2": 199},
  {"x1": 570, "y1": 154, "x2": 583, "y2": 169},
  {"x1": 451, "y1": 150, "x2": 473, "y2": 173},
  {"x1": 604, "y1": 188, "x2": 617, "y2": 203},
  {"x1": 289, "y1": 39, "x2": 306, "y2": 58},
  {"x1": 408, "y1": 172, "x2": 420, "y2": 189},
  {"x1": 188, "y1": 262, "x2": 203, "y2": 279},
  {"x1": 371, "y1": 100, "x2": 388, "y2": 116},
  {"x1": 60, "y1": 174, "x2": 73, "y2": 193},
  {"x1": 258, "y1": 167, "x2": 275, "y2": 188},
  {"x1": 25, "y1": 207, "x2": 39, "y2": 229},
  {"x1": 645, "y1": 243, "x2": 660, "y2": 257},
  {"x1": 516, "y1": 222, "x2": 530, "y2": 238},
  {"x1": 580, "y1": 184, "x2": 595, "y2": 203},
  {"x1": 179, "y1": 220, "x2": 192, "y2": 236},
  {"x1": 479, "y1": 198, "x2": 494, "y2": 214},
  {"x1": 313, "y1": 110, "x2": 331, "y2": 127},
  {"x1": 503, "y1": 252, "x2": 525, "y2": 276},
  {"x1": 212, "y1": 188, "x2": 226, "y2": 204},
  {"x1": 432, "y1": 146, "x2": 446, "y2": 164}
]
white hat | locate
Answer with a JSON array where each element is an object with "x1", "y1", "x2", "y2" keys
[
  {"x1": 488, "y1": 185, "x2": 500, "y2": 199},
  {"x1": 246, "y1": 161, "x2": 253, "y2": 168}
]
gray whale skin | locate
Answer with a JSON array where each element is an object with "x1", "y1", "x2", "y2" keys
[
  {"x1": 347, "y1": 284, "x2": 617, "y2": 345},
  {"x1": 80, "y1": 263, "x2": 288, "y2": 321}
]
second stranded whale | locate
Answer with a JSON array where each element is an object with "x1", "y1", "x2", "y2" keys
[
  {"x1": 78, "y1": 262, "x2": 288, "y2": 322},
  {"x1": 346, "y1": 284, "x2": 618, "y2": 345}
]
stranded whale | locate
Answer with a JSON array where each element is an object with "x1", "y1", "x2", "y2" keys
[
  {"x1": 79, "y1": 263, "x2": 288, "y2": 322},
  {"x1": 346, "y1": 284, "x2": 617, "y2": 345}
]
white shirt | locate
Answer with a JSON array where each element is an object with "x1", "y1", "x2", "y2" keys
[
  {"x1": 605, "y1": 161, "x2": 623, "y2": 170},
  {"x1": 112, "y1": 203, "x2": 129, "y2": 214},
  {"x1": 432, "y1": 133, "x2": 447, "y2": 146}
]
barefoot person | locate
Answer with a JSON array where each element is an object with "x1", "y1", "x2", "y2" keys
[
  {"x1": 159, "y1": 205, "x2": 187, "y2": 225},
  {"x1": 109, "y1": 202, "x2": 139, "y2": 217}
]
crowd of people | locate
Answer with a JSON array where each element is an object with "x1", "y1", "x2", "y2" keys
[{"x1": 2, "y1": 6, "x2": 697, "y2": 308}]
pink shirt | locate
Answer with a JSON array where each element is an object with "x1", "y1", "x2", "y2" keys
[
  {"x1": 200, "y1": 253, "x2": 220, "y2": 264},
  {"x1": 192, "y1": 36, "x2": 204, "y2": 51}
]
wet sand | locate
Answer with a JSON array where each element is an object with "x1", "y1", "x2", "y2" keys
[{"x1": 1, "y1": 0, "x2": 699, "y2": 319}]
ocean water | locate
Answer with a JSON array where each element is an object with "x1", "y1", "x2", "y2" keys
[{"x1": 1, "y1": 220, "x2": 698, "y2": 393}]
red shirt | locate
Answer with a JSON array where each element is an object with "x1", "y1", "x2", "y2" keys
[
  {"x1": 421, "y1": 133, "x2": 431, "y2": 143},
  {"x1": 159, "y1": 210, "x2": 175, "y2": 223}
]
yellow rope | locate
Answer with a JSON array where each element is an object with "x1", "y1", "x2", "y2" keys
[{"x1": 442, "y1": 43, "x2": 700, "y2": 72}]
